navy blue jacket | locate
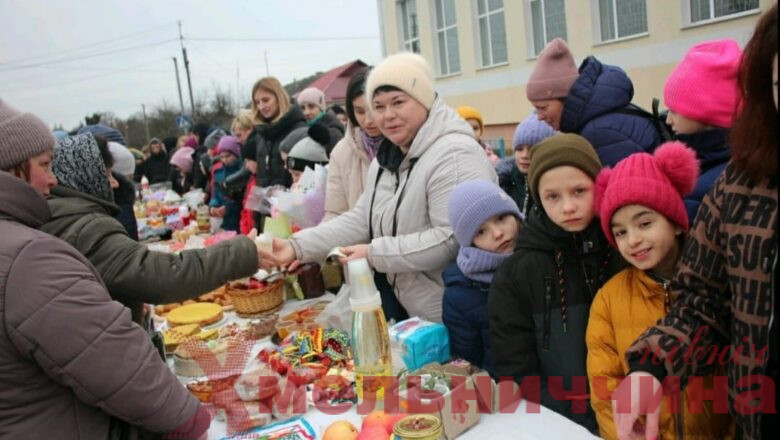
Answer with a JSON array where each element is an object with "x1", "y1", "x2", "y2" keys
[
  {"x1": 441, "y1": 262, "x2": 494, "y2": 377},
  {"x1": 676, "y1": 129, "x2": 730, "y2": 226},
  {"x1": 561, "y1": 56, "x2": 661, "y2": 167}
]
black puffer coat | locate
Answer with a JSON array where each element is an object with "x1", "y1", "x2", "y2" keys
[
  {"x1": 254, "y1": 106, "x2": 307, "y2": 188},
  {"x1": 489, "y1": 208, "x2": 625, "y2": 431}
]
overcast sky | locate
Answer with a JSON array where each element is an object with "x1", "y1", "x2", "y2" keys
[{"x1": 0, "y1": 0, "x2": 382, "y2": 130}]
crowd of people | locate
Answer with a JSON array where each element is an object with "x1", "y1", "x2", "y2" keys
[{"x1": 0, "y1": 4, "x2": 776, "y2": 439}]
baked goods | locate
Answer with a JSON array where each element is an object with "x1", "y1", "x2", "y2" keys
[
  {"x1": 154, "y1": 288, "x2": 233, "y2": 318},
  {"x1": 167, "y1": 302, "x2": 223, "y2": 327},
  {"x1": 246, "y1": 314, "x2": 279, "y2": 340},
  {"x1": 174, "y1": 339, "x2": 228, "y2": 377},
  {"x1": 197, "y1": 328, "x2": 219, "y2": 342},
  {"x1": 163, "y1": 323, "x2": 200, "y2": 351},
  {"x1": 186, "y1": 374, "x2": 240, "y2": 403}
]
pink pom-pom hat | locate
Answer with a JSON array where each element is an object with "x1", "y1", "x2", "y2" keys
[{"x1": 594, "y1": 141, "x2": 700, "y2": 247}]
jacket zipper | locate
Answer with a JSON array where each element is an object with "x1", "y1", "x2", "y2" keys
[
  {"x1": 543, "y1": 277, "x2": 552, "y2": 350},
  {"x1": 676, "y1": 391, "x2": 685, "y2": 440},
  {"x1": 769, "y1": 245, "x2": 777, "y2": 361}
]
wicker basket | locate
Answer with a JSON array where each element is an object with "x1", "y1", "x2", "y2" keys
[{"x1": 226, "y1": 279, "x2": 285, "y2": 315}]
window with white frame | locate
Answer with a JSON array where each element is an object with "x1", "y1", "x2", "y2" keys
[
  {"x1": 688, "y1": 0, "x2": 759, "y2": 23},
  {"x1": 476, "y1": 0, "x2": 508, "y2": 67},
  {"x1": 596, "y1": 0, "x2": 648, "y2": 42},
  {"x1": 527, "y1": 0, "x2": 568, "y2": 56},
  {"x1": 399, "y1": 0, "x2": 420, "y2": 53},
  {"x1": 435, "y1": 0, "x2": 460, "y2": 75}
]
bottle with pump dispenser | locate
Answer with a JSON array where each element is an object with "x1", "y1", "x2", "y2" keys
[{"x1": 348, "y1": 258, "x2": 392, "y2": 405}]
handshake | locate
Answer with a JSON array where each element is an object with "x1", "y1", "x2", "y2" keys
[{"x1": 245, "y1": 228, "x2": 373, "y2": 272}]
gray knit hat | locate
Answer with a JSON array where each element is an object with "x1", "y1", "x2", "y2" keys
[
  {"x1": 0, "y1": 99, "x2": 56, "y2": 170},
  {"x1": 279, "y1": 127, "x2": 309, "y2": 155},
  {"x1": 204, "y1": 128, "x2": 226, "y2": 150},
  {"x1": 287, "y1": 137, "x2": 329, "y2": 171}
]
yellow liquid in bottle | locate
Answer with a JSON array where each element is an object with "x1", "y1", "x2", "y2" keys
[{"x1": 352, "y1": 307, "x2": 392, "y2": 402}]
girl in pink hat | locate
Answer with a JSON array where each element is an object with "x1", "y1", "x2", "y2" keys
[{"x1": 587, "y1": 141, "x2": 734, "y2": 439}]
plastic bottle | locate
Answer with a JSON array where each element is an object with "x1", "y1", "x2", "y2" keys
[{"x1": 348, "y1": 258, "x2": 392, "y2": 405}]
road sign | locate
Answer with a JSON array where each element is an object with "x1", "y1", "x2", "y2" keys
[{"x1": 175, "y1": 115, "x2": 192, "y2": 130}]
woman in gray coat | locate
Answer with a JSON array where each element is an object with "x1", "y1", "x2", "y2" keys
[
  {"x1": 0, "y1": 100, "x2": 209, "y2": 439},
  {"x1": 273, "y1": 53, "x2": 497, "y2": 322}
]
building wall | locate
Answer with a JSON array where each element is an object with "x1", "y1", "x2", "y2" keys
[{"x1": 377, "y1": 0, "x2": 771, "y2": 148}]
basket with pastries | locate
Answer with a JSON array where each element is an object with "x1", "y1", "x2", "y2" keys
[{"x1": 225, "y1": 278, "x2": 284, "y2": 316}]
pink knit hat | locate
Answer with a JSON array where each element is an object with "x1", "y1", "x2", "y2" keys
[
  {"x1": 664, "y1": 39, "x2": 742, "y2": 128},
  {"x1": 594, "y1": 141, "x2": 700, "y2": 247},
  {"x1": 526, "y1": 38, "x2": 579, "y2": 101},
  {"x1": 169, "y1": 146, "x2": 195, "y2": 172},
  {"x1": 296, "y1": 87, "x2": 327, "y2": 112}
]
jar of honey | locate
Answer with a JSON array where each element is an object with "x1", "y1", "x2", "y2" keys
[{"x1": 392, "y1": 414, "x2": 443, "y2": 440}]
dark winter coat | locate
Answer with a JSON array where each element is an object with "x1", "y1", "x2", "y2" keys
[
  {"x1": 255, "y1": 106, "x2": 308, "y2": 188},
  {"x1": 190, "y1": 144, "x2": 209, "y2": 190},
  {"x1": 626, "y1": 165, "x2": 777, "y2": 439},
  {"x1": 41, "y1": 185, "x2": 258, "y2": 323},
  {"x1": 561, "y1": 56, "x2": 661, "y2": 167},
  {"x1": 489, "y1": 208, "x2": 625, "y2": 431},
  {"x1": 0, "y1": 172, "x2": 207, "y2": 438},
  {"x1": 442, "y1": 263, "x2": 494, "y2": 376},
  {"x1": 676, "y1": 129, "x2": 731, "y2": 225},
  {"x1": 112, "y1": 172, "x2": 138, "y2": 240},
  {"x1": 314, "y1": 110, "x2": 346, "y2": 156},
  {"x1": 209, "y1": 158, "x2": 244, "y2": 232},
  {"x1": 137, "y1": 151, "x2": 171, "y2": 184},
  {"x1": 496, "y1": 157, "x2": 536, "y2": 220}
]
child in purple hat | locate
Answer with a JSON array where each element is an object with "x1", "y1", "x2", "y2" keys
[
  {"x1": 442, "y1": 179, "x2": 522, "y2": 376},
  {"x1": 208, "y1": 135, "x2": 244, "y2": 232}
]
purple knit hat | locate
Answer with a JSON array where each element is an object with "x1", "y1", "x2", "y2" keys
[
  {"x1": 448, "y1": 179, "x2": 521, "y2": 247},
  {"x1": 526, "y1": 38, "x2": 579, "y2": 101},
  {"x1": 216, "y1": 135, "x2": 241, "y2": 157},
  {"x1": 513, "y1": 113, "x2": 556, "y2": 149}
]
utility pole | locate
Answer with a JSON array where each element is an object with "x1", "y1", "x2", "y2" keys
[
  {"x1": 178, "y1": 20, "x2": 195, "y2": 117},
  {"x1": 264, "y1": 51, "x2": 270, "y2": 76},
  {"x1": 141, "y1": 104, "x2": 150, "y2": 143},
  {"x1": 172, "y1": 57, "x2": 185, "y2": 115},
  {"x1": 236, "y1": 61, "x2": 240, "y2": 113}
]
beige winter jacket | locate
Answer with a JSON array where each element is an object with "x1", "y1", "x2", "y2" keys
[
  {"x1": 290, "y1": 96, "x2": 498, "y2": 322},
  {"x1": 323, "y1": 124, "x2": 372, "y2": 221}
]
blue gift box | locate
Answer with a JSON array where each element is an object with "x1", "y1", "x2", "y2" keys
[{"x1": 389, "y1": 317, "x2": 451, "y2": 372}]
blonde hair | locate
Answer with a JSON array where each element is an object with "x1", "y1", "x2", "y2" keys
[
  {"x1": 231, "y1": 109, "x2": 255, "y2": 133},
  {"x1": 251, "y1": 77, "x2": 291, "y2": 125}
]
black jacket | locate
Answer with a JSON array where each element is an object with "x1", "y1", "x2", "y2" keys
[
  {"x1": 112, "y1": 172, "x2": 138, "y2": 241},
  {"x1": 190, "y1": 144, "x2": 209, "y2": 191},
  {"x1": 137, "y1": 152, "x2": 171, "y2": 184},
  {"x1": 489, "y1": 208, "x2": 625, "y2": 431},
  {"x1": 254, "y1": 106, "x2": 307, "y2": 188},
  {"x1": 317, "y1": 111, "x2": 345, "y2": 156},
  {"x1": 496, "y1": 157, "x2": 536, "y2": 220}
]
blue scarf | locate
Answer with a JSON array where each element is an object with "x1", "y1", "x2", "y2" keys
[{"x1": 456, "y1": 246, "x2": 512, "y2": 284}]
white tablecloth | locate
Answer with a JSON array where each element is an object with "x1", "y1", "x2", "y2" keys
[{"x1": 159, "y1": 297, "x2": 597, "y2": 440}]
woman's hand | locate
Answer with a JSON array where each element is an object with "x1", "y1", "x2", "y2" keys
[
  {"x1": 612, "y1": 371, "x2": 663, "y2": 440},
  {"x1": 272, "y1": 238, "x2": 298, "y2": 269},
  {"x1": 210, "y1": 206, "x2": 226, "y2": 217},
  {"x1": 338, "y1": 244, "x2": 370, "y2": 265}
]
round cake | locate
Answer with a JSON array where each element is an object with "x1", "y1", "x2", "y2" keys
[
  {"x1": 174, "y1": 340, "x2": 228, "y2": 377},
  {"x1": 167, "y1": 302, "x2": 224, "y2": 327}
]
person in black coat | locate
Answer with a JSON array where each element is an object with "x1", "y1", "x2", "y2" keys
[
  {"x1": 489, "y1": 134, "x2": 625, "y2": 432},
  {"x1": 189, "y1": 122, "x2": 212, "y2": 191},
  {"x1": 112, "y1": 172, "x2": 139, "y2": 240},
  {"x1": 136, "y1": 138, "x2": 170, "y2": 184}
]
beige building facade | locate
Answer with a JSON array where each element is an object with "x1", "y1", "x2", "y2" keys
[{"x1": 375, "y1": 0, "x2": 772, "y2": 154}]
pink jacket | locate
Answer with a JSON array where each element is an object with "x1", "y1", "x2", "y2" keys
[{"x1": 0, "y1": 172, "x2": 208, "y2": 438}]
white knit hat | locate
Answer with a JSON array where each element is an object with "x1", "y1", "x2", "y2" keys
[
  {"x1": 365, "y1": 52, "x2": 435, "y2": 110},
  {"x1": 108, "y1": 141, "x2": 135, "y2": 176}
]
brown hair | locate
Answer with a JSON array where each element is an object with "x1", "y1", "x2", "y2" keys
[
  {"x1": 251, "y1": 77, "x2": 291, "y2": 125},
  {"x1": 6, "y1": 160, "x2": 31, "y2": 181},
  {"x1": 729, "y1": 3, "x2": 777, "y2": 181}
]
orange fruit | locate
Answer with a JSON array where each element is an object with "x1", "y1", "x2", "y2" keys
[{"x1": 323, "y1": 420, "x2": 359, "y2": 440}]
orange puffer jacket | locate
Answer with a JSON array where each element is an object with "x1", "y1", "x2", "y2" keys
[{"x1": 586, "y1": 267, "x2": 734, "y2": 440}]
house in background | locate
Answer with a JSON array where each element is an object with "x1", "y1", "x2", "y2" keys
[
  {"x1": 375, "y1": 0, "x2": 770, "y2": 154},
  {"x1": 290, "y1": 59, "x2": 368, "y2": 106}
]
